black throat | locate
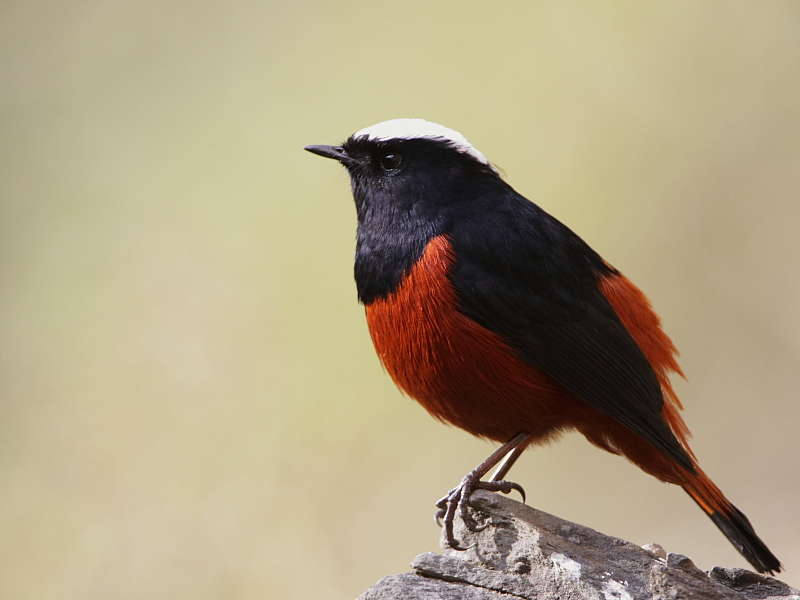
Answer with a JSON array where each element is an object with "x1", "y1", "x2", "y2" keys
[{"x1": 352, "y1": 185, "x2": 442, "y2": 305}]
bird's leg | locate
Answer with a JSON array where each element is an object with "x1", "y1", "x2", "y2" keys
[
  {"x1": 435, "y1": 432, "x2": 531, "y2": 550},
  {"x1": 489, "y1": 441, "x2": 528, "y2": 483}
]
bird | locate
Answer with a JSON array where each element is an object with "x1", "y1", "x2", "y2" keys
[{"x1": 304, "y1": 118, "x2": 781, "y2": 574}]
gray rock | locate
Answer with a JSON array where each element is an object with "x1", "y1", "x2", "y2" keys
[
  {"x1": 357, "y1": 490, "x2": 796, "y2": 599},
  {"x1": 708, "y1": 567, "x2": 800, "y2": 600}
]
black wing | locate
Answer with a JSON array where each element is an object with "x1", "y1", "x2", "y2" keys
[{"x1": 448, "y1": 197, "x2": 694, "y2": 472}]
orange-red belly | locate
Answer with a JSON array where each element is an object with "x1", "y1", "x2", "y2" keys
[{"x1": 364, "y1": 235, "x2": 588, "y2": 443}]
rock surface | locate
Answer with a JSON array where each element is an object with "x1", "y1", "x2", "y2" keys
[{"x1": 358, "y1": 490, "x2": 797, "y2": 600}]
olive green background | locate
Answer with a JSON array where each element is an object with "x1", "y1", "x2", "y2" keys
[{"x1": 2, "y1": 2, "x2": 799, "y2": 598}]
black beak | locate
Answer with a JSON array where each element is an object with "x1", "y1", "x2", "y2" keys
[{"x1": 304, "y1": 145, "x2": 352, "y2": 164}]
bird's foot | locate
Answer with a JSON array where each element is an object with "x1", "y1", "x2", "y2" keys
[{"x1": 434, "y1": 475, "x2": 526, "y2": 550}]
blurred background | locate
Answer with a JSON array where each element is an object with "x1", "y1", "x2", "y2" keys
[{"x1": 2, "y1": 2, "x2": 799, "y2": 598}]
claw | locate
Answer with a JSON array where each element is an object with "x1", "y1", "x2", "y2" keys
[
  {"x1": 471, "y1": 520, "x2": 489, "y2": 533},
  {"x1": 486, "y1": 479, "x2": 526, "y2": 503},
  {"x1": 509, "y1": 482, "x2": 526, "y2": 503},
  {"x1": 447, "y1": 539, "x2": 474, "y2": 551},
  {"x1": 434, "y1": 496, "x2": 448, "y2": 526}
]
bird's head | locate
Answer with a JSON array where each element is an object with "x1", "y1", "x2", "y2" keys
[{"x1": 305, "y1": 119, "x2": 501, "y2": 221}]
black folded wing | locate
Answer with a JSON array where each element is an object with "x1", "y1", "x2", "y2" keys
[{"x1": 448, "y1": 201, "x2": 694, "y2": 472}]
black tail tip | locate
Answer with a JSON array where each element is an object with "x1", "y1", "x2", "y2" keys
[{"x1": 710, "y1": 508, "x2": 782, "y2": 575}]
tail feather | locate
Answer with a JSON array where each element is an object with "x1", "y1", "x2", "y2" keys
[{"x1": 683, "y1": 473, "x2": 781, "y2": 574}]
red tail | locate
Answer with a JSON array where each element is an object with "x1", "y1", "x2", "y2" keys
[
  {"x1": 683, "y1": 468, "x2": 781, "y2": 574},
  {"x1": 600, "y1": 271, "x2": 780, "y2": 574}
]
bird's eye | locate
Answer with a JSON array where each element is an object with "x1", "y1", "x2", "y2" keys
[{"x1": 380, "y1": 153, "x2": 402, "y2": 171}]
